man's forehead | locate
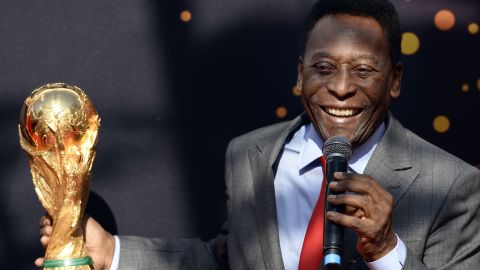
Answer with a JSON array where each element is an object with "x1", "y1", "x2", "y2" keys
[
  {"x1": 305, "y1": 14, "x2": 389, "y2": 59},
  {"x1": 310, "y1": 14, "x2": 385, "y2": 39}
]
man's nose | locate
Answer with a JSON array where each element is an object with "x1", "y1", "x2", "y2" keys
[{"x1": 326, "y1": 68, "x2": 357, "y2": 99}]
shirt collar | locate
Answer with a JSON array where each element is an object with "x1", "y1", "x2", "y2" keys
[
  {"x1": 348, "y1": 123, "x2": 385, "y2": 174},
  {"x1": 285, "y1": 122, "x2": 386, "y2": 173}
]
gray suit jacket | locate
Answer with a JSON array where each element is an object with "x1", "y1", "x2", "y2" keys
[{"x1": 118, "y1": 114, "x2": 480, "y2": 269}]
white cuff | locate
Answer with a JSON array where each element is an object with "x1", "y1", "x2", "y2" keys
[
  {"x1": 108, "y1": 235, "x2": 121, "y2": 270},
  {"x1": 366, "y1": 234, "x2": 406, "y2": 270}
]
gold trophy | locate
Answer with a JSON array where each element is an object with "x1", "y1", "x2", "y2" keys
[{"x1": 19, "y1": 83, "x2": 100, "y2": 269}]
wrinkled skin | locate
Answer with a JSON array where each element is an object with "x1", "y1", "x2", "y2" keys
[{"x1": 298, "y1": 14, "x2": 401, "y2": 147}]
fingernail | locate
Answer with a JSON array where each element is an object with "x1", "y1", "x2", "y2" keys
[
  {"x1": 45, "y1": 219, "x2": 51, "y2": 226},
  {"x1": 327, "y1": 194, "x2": 336, "y2": 200},
  {"x1": 330, "y1": 181, "x2": 338, "y2": 186},
  {"x1": 326, "y1": 211, "x2": 336, "y2": 218}
]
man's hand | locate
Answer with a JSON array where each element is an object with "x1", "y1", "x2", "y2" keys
[
  {"x1": 35, "y1": 215, "x2": 116, "y2": 270},
  {"x1": 326, "y1": 172, "x2": 397, "y2": 261}
]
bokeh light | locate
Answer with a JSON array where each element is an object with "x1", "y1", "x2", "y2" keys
[
  {"x1": 180, "y1": 10, "x2": 192, "y2": 23},
  {"x1": 434, "y1": 10, "x2": 456, "y2": 31},
  {"x1": 468, "y1": 23, "x2": 479, "y2": 34},
  {"x1": 433, "y1": 115, "x2": 450, "y2": 133},
  {"x1": 276, "y1": 106, "x2": 287, "y2": 118},
  {"x1": 477, "y1": 79, "x2": 480, "y2": 91},
  {"x1": 292, "y1": 85, "x2": 302, "y2": 96},
  {"x1": 401, "y1": 32, "x2": 420, "y2": 55},
  {"x1": 462, "y1": 83, "x2": 470, "y2": 92}
]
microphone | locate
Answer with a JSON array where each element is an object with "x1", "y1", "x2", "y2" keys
[{"x1": 322, "y1": 136, "x2": 352, "y2": 270}]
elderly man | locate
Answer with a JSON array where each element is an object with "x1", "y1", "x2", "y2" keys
[{"x1": 38, "y1": 0, "x2": 480, "y2": 269}]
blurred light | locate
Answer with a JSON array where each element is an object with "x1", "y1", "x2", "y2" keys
[
  {"x1": 292, "y1": 85, "x2": 301, "y2": 97},
  {"x1": 434, "y1": 10, "x2": 455, "y2": 31},
  {"x1": 461, "y1": 83, "x2": 470, "y2": 92},
  {"x1": 477, "y1": 79, "x2": 480, "y2": 91},
  {"x1": 276, "y1": 106, "x2": 287, "y2": 118},
  {"x1": 180, "y1": 10, "x2": 192, "y2": 23},
  {"x1": 468, "y1": 23, "x2": 479, "y2": 34},
  {"x1": 433, "y1": 115, "x2": 450, "y2": 133},
  {"x1": 401, "y1": 32, "x2": 420, "y2": 55}
]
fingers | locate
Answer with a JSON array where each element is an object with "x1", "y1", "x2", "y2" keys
[
  {"x1": 39, "y1": 215, "x2": 52, "y2": 226},
  {"x1": 327, "y1": 193, "x2": 385, "y2": 220},
  {"x1": 330, "y1": 172, "x2": 393, "y2": 204},
  {"x1": 326, "y1": 174, "x2": 393, "y2": 223},
  {"x1": 327, "y1": 193, "x2": 370, "y2": 211},
  {"x1": 326, "y1": 210, "x2": 390, "y2": 241},
  {"x1": 327, "y1": 193, "x2": 371, "y2": 233},
  {"x1": 330, "y1": 172, "x2": 379, "y2": 196},
  {"x1": 39, "y1": 215, "x2": 53, "y2": 249},
  {"x1": 34, "y1": 258, "x2": 44, "y2": 267},
  {"x1": 326, "y1": 211, "x2": 367, "y2": 232},
  {"x1": 40, "y1": 235, "x2": 49, "y2": 249},
  {"x1": 40, "y1": 225, "x2": 53, "y2": 237}
]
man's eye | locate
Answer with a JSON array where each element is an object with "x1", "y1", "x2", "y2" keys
[
  {"x1": 353, "y1": 65, "x2": 377, "y2": 78},
  {"x1": 314, "y1": 62, "x2": 335, "y2": 75}
]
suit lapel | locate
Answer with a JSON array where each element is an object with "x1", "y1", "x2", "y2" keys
[
  {"x1": 249, "y1": 114, "x2": 307, "y2": 270},
  {"x1": 343, "y1": 115, "x2": 420, "y2": 264},
  {"x1": 365, "y1": 116, "x2": 419, "y2": 206}
]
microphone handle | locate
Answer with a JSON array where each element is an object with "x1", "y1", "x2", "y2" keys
[{"x1": 324, "y1": 155, "x2": 348, "y2": 270}]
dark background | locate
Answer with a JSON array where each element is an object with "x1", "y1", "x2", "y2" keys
[{"x1": 0, "y1": 0, "x2": 478, "y2": 268}]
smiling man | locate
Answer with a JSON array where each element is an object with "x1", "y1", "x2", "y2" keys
[
  {"x1": 38, "y1": 0, "x2": 480, "y2": 269},
  {"x1": 299, "y1": 13, "x2": 401, "y2": 148}
]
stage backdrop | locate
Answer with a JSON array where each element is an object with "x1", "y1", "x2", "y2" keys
[{"x1": 0, "y1": 0, "x2": 478, "y2": 268}]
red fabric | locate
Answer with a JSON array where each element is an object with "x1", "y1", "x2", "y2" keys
[{"x1": 298, "y1": 156, "x2": 327, "y2": 270}]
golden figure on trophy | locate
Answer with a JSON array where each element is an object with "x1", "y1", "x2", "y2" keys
[{"x1": 19, "y1": 83, "x2": 100, "y2": 269}]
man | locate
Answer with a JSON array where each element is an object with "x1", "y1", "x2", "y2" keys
[{"x1": 37, "y1": 0, "x2": 480, "y2": 269}]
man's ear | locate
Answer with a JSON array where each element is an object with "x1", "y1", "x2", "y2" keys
[
  {"x1": 390, "y1": 62, "x2": 402, "y2": 98},
  {"x1": 297, "y1": 56, "x2": 304, "y2": 91}
]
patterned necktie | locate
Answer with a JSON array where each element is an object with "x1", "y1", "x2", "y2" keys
[{"x1": 298, "y1": 156, "x2": 327, "y2": 270}]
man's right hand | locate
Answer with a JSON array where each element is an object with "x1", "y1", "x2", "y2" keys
[{"x1": 35, "y1": 215, "x2": 116, "y2": 270}]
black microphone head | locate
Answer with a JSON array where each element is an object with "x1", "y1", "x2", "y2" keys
[{"x1": 322, "y1": 136, "x2": 352, "y2": 161}]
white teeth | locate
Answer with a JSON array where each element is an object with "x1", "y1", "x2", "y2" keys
[{"x1": 327, "y1": 108, "x2": 354, "y2": 117}]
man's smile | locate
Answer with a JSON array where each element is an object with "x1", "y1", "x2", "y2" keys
[{"x1": 321, "y1": 106, "x2": 362, "y2": 118}]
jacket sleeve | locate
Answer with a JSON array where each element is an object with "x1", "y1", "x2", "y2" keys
[{"x1": 117, "y1": 235, "x2": 219, "y2": 270}]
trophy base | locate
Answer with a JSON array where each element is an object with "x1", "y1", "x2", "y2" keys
[{"x1": 43, "y1": 256, "x2": 93, "y2": 269}]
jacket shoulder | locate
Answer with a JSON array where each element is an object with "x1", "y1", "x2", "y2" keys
[
  {"x1": 227, "y1": 116, "x2": 304, "y2": 151},
  {"x1": 234, "y1": 121, "x2": 291, "y2": 143},
  {"x1": 401, "y1": 122, "x2": 478, "y2": 174}
]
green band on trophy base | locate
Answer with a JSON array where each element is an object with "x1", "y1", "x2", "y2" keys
[{"x1": 42, "y1": 256, "x2": 93, "y2": 268}]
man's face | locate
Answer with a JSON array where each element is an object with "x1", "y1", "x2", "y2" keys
[{"x1": 298, "y1": 14, "x2": 402, "y2": 147}]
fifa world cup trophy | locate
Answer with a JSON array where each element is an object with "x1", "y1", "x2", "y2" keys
[{"x1": 19, "y1": 83, "x2": 100, "y2": 269}]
